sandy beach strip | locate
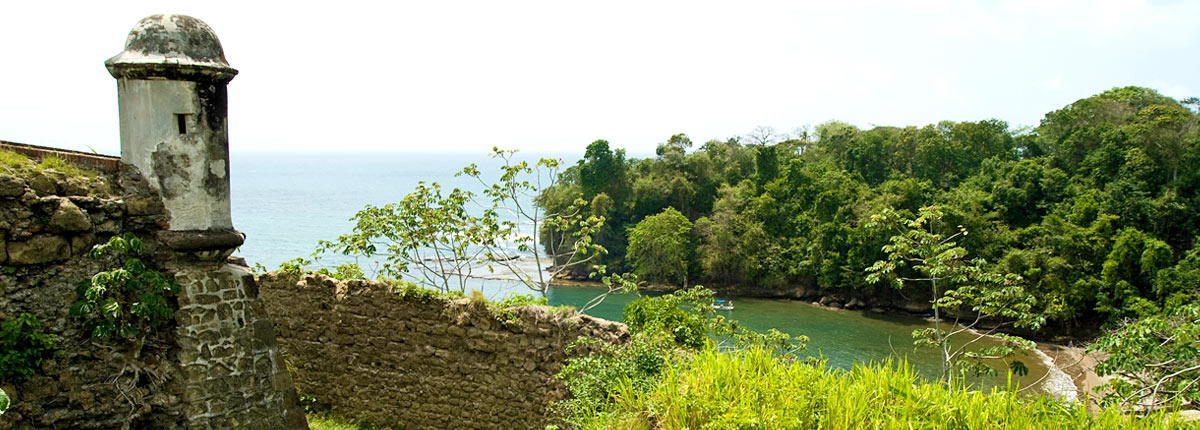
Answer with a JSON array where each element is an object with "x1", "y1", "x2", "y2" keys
[{"x1": 1037, "y1": 342, "x2": 1110, "y2": 411}]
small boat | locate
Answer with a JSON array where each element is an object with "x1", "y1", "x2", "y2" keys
[{"x1": 712, "y1": 299, "x2": 734, "y2": 311}]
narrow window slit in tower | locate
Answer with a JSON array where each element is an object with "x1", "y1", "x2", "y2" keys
[{"x1": 176, "y1": 114, "x2": 189, "y2": 134}]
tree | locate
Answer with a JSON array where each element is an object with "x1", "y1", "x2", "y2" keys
[
  {"x1": 695, "y1": 181, "x2": 770, "y2": 285},
  {"x1": 317, "y1": 148, "x2": 611, "y2": 299},
  {"x1": 789, "y1": 125, "x2": 815, "y2": 155},
  {"x1": 627, "y1": 207, "x2": 694, "y2": 288},
  {"x1": 462, "y1": 149, "x2": 609, "y2": 297},
  {"x1": 1097, "y1": 228, "x2": 1175, "y2": 319},
  {"x1": 1090, "y1": 243, "x2": 1200, "y2": 410},
  {"x1": 578, "y1": 139, "x2": 628, "y2": 202},
  {"x1": 655, "y1": 134, "x2": 692, "y2": 160},
  {"x1": 866, "y1": 206, "x2": 1044, "y2": 385},
  {"x1": 1091, "y1": 304, "x2": 1200, "y2": 410},
  {"x1": 317, "y1": 182, "x2": 489, "y2": 294},
  {"x1": 666, "y1": 133, "x2": 694, "y2": 151},
  {"x1": 754, "y1": 144, "x2": 779, "y2": 189},
  {"x1": 842, "y1": 126, "x2": 892, "y2": 186},
  {"x1": 745, "y1": 126, "x2": 786, "y2": 146}
]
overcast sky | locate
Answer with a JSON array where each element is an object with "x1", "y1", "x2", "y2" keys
[{"x1": 1, "y1": 1, "x2": 1196, "y2": 155}]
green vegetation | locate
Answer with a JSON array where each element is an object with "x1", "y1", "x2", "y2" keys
[
  {"x1": 277, "y1": 257, "x2": 366, "y2": 281},
  {"x1": 554, "y1": 290, "x2": 1191, "y2": 429},
  {"x1": 479, "y1": 290, "x2": 567, "y2": 325},
  {"x1": 285, "y1": 85, "x2": 1196, "y2": 423},
  {"x1": 0, "y1": 149, "x2": 99, "y2": 181},
  {"x1": 0, "y1": 149, "x2": 109, "y2": 197},
  {"x1": 0, "y1": 313, "x2": 57, "y2": 383},
  {"x1": 0, "y1": 313, "x2": 57, "y2": 417},
  {"x1": 569, "y1": 347, "x2": 1189, "y2": 430},
  {"x1": 866, "y1": 206, "x2": 1043, "y2": 384},
  {"x1": 537, "y1": 86, "x2": 1200, "y2": 419},
  {"x1": 553, "y1": 334, "x2": 681, "y2": 428},
  {"x1": 539, "y1": 86, "x2": 1199, "y2": 331},
  {"x1": 69, "y1": 233, "x2": 179, "y2": 358},
  {"x1": 317, "y1": 182, "x2": 488, "y2": 294},
  {"x1": 626, "y1": 207, "x2": 694, "y2": 287},
  {"x1": 312, "y1": 148, "x2": 612, "y2": 298},
  {"x1": 555, "y1": 288, "x2": 806, "y2": 428},
  {"x1": 1091, "y1": 303, "x2": 1200, "y2": 409},
  {"x1": 36, "y1": 155, "x2": 98, "y2": 180},
  {"x1": 623, "y1": 295, "x2": 707, "y2": 349},
  {"x1": 307, "y1": 413, "x2": 381, "y2": 430},
  {"x1": 0, "y1": 149, "x2": 32, "y2": 172}
]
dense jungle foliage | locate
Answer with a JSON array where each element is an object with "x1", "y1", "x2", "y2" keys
[{"x1": 538, "y1": 86, "x2": 1200, "y2": 331}]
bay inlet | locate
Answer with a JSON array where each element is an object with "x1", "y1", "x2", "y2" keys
[{"x1": 230, "y1": 150, "x2": 1074, "y2": 399}]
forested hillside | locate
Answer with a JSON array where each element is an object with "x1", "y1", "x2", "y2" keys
[{"x1": 538, "y1": 86, "x2": 1200, "y2": 330}]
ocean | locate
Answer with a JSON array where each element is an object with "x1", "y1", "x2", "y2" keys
[{"x1": 229, "y1": 150, "x2": 575, "y2": 270}]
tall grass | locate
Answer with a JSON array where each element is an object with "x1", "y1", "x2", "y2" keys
[
  {"x1": 0, "y1": 149, "x2": 35, "y2": 173},
  {"x1": 37, "y1": 155, "x2": 97, "y2": 179},
  {"x1": 582, "y1": 348, "x2": 1192, "y2": 430},
  {"x1": 0, "y1": 149, "x2": 102, "y2": 185},
  {"x1": 307, "y1": 413, "x2": 381, "y2": 430}
]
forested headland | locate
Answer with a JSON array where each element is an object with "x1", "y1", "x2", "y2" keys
[
  {"x1": 301, "y1": 86, "x2": 1200, "y2": 425},
  {"x1": 538, "y1": 86, "x2": 1199, "y2": 335}
]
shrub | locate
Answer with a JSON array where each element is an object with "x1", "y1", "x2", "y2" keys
[
  {"x1": 0, "y1": 313, "x2": 57, "y2": 383},
  {"x1": 482, "y1": 291, "x2": 561, "y2": 325},
  {"x1": 624, "y1": 286, "x2": 806, "y2": 353},
  {"x1": 69, "y1": 233, "x2": 178, "y2": 354},
  {"x1": 552, "y1": 333, "x2": 682, "y2": 429},
  {"x1": 623, "y1": 294, "x2": 707, "y2": 349},
  {"x1": 494, "y1": 291, "x2": 548, "y2": 308}
]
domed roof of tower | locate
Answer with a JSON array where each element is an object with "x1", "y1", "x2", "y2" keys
[{"x1": 106, "y1": 14, "x2": 238, "y2": 82}]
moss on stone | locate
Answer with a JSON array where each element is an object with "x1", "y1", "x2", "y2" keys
[{"x1": 0, "y1": 149, "x2": 110, "y2": 197}]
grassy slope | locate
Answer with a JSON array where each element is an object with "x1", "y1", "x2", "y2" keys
[{"x1": 579, "y1": 348, "x2": 1194, "y2": 430}]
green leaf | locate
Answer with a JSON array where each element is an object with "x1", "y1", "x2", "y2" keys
[{"x1": 1009, "y1": 361, "x2": 1029, "y2": 377}]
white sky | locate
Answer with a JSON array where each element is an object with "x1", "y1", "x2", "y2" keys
[{"x1": 1, "y1": 0, "x2": 1197, "y2": 155}]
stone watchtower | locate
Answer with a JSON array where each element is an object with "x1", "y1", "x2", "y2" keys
[
  {"x1": 107, "y1": 15, "x2": 307, "y2": 429},
  {"x1": 106, "y1": 13, "x2": 243, "y2": 259}
]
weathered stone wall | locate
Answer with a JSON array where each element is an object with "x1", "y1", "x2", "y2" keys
[
  {"x1": 0, "y1": 165, "x2": 181, "y2": 430},
  {"x1": 259, "y1": 273, "x2": 628, "y2": 430},
  {"x1": 0, "y1": 161, "x2": 305, "y2": 429},
  {"x1": 170, "y1": 263, "x2": 307, "y2": 429}
]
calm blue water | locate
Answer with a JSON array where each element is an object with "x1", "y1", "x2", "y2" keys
[
  {"x1": 230, "y1": 151, "x2": 550, "y2": 270},
  {"x1": 228, "y1": 151, "x2": 1064, "y2": 394}
]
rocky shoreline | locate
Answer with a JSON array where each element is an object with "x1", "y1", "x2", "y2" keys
[{"x1": 599, "y1": 279, "x2": 945, "y2": 316}]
